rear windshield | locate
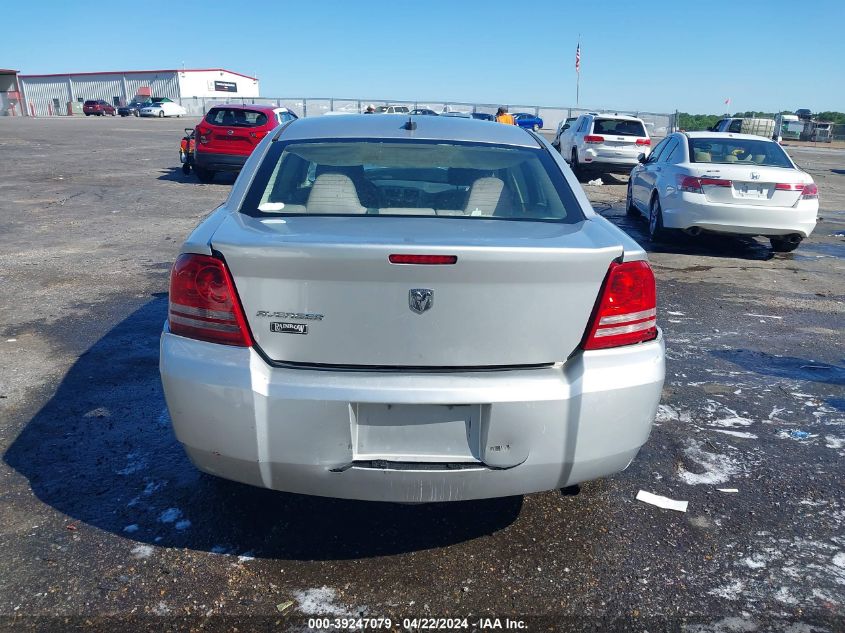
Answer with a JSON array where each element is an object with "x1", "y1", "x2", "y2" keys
[
  {"x1": 592, "y1": 118, "x2": 646, "y2": 137},
  {"x1": 84, "y1": 101, "x2": 97, "y2": 106},
  {"x1": 688, "y1": 138, "x2": 793, "y2": 168},
  {"x1": 206, "y1": 108, "x2": 268, "y2": 127},
  {"x1": 243, "y1": 139, "x2": 582, "y2": 223}
]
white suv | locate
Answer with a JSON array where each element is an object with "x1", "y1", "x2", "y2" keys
[{"x1": 558, "y1": 113, "x2": 651, "y2": 176}]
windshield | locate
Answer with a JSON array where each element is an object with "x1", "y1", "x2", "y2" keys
[
  {"x1": 206, "y1": 108, "x2": 268, "y2": 127},
  {"x1": 689, "y1": 138, "x2": 794, "y2": 168},
  {"x1": 243, "y1": 139, "x2": 582, "y2": 222},
  {"x1": 592, "y1": 118, "x2": 646, "y2": 137}
]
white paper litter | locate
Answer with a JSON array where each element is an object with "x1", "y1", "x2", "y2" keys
[
  {"x1": 586, "y1": 178, "x2": 604, "y2": 186},
  {"x1": 716, "y1": 488, "x2": 739, "y2": 493},
  {"x1": 636, "y1": 490, "x2": 688, "y2": 512}
]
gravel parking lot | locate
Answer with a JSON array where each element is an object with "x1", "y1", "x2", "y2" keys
[{"x1": 0, "y1": 116, "x2": 843, "y2": 632}]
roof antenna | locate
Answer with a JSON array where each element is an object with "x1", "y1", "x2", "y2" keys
[{"x1": 403, "y1": 115, "x2": 417, "y2": 131}]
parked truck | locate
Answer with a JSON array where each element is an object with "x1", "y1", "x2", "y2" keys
[{"x1": 710, "y1": 117, "x2": 776, "y2": 139}]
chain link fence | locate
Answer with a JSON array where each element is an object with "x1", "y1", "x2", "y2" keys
[{"x1": 176, "y1": 96, "x2": 678, "y2": 139}]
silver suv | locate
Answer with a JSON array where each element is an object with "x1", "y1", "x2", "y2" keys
[{"x1": 558, "y1": 113, "x2": 651, "y2": 176}]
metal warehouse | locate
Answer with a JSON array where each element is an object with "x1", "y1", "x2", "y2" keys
[{"x1": 16, "y1": 68, "x2": 259, "y2": 116}]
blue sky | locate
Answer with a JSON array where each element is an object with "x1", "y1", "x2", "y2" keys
[{"x1": 3, "y1": 0, "x2": 843, "y2": 114}]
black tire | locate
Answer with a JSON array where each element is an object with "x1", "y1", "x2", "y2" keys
[
  {"x1": 85, "y1": 113, "x2": 90, "y2": 116},
  {"x1": 133, "y1": 110, "x2": 139, "y2": 117},
  {"x1": 182, "y1": 162, "x2": 191, "y2": 175},
  {"x1": 571, "y1": 149, "x2": 582, "y2": 179},
  {"x1": 194, "y1": 167, "x2": 215, "y2": 183},
  {"x1": 158, "y1": 110, "x2": 165, "y2": 118},
  {"x1": 533, "y1": 124, "x2": 540, "y2": 131},
  {"x1": 648, "y1": 195, "x2": 669, "y2": 242},
  {"x1": 770, "y1": 237, "x2": 802, "y2": 252},
  {"x1": 626, "y1": 180, "x2": 639, "y2": 217}
]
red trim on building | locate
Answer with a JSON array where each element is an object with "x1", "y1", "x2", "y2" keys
[
  {"x1": 0, "y1": 69, "x2": 20, "y2": 74},
  {"x1": 18, "y1": 68, "x2": 258, "y2": 81}
]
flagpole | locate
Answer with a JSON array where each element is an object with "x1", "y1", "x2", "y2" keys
[{"x1": 576, "y1": 35, "x2": 581, "y2": 107}]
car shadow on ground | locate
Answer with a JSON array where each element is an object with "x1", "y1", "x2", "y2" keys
[
  {"x1": 710, "y1": 349, "x2": 845, "y2": 387},
  {"x1": 4, "y1": 296, "x2": 523, "y2": 561},
  {"x1": 156, "y1": 167, "x2": 237, "y2": 186},
  {"x1": 604, "y1": 208, "x2": 778, "y2": 261}
]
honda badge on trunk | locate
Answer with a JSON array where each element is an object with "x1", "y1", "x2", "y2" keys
[{"x1": 409, "y1": 289, "x2": 433, "y2": 314}]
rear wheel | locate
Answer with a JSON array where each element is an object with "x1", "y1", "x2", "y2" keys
[
  {"x1": 626, "y1": 180, "x2": 639, "y2": 217},
  {"x1": 194, "y1": 167, "x2": 215, "y2": 183},
  {"x1": 648, "y1": 196, "x2": 669, "y2": 242},
  {"x1": 571, "y1": 149, "x2": 582, "y2": 179},
  {"x1": 770, "y1": 237, "x2": 802, "y2": 252},
  {"x1": 181, "y1": 162, "x2": 191, "y2": 175},
  {"x1": 158, "y1": 110, "x2": 165, "y2": 118}
]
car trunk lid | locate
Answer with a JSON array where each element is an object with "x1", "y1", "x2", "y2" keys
[
  {"x1": 211, "y1": 214, "x2": 623, "y2": 367},
  {"x1": 697, "y1": 166, "x2": 805, "y2": 207}
]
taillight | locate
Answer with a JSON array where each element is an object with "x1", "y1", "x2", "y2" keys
[
  {"x1": 801, "y1": 183, "x2": 819, "y2": 199},
  {"x1": 677, "y1": 175, "x2": 703, "y2": 193},
  {"x1": 584, "y1": 135, "x2": 604, "y2": 144},
  {"x1": 582, "y1": 261, "x2": 658, "y2": 351},
  {"x1": 197, "y1": 126, "x2": 210, "y2": 144},
  {"x1": 635, "y1": 138, "x2": 651, "y2": 146},
  {"x1": 775, "y1": 183, "x2": 804, "y2": 191},
  {"x1": 677, "y1": 176, "x2": 731, "y2": 193},
  {"x1": 168, "y1": 254, "x2": 252, "y2": 347},
  {"x1": 389, "y1": 254, "x2": 457, "y2": 265}
]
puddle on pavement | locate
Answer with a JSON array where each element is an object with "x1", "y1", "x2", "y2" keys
[{"x1": 788, "y1": 241, "x2": 845, "y2": 261}]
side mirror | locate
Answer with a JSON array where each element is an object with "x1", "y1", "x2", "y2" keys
[{"x1": 637, "y1": 153, "x2": 648, "y2": 164}]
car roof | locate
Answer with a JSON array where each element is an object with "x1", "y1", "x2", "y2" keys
[
  {"x1": 589, "y1": 113, "x2": 643, "y2": 121},
  {"x1": 207, "y1": 103, "x2": 279, "y2": 113},
  {"x1": 684, "y1": 131, "x2": 775, "y2": 142},
  {"x1": 278, "y1": 114, "x2": 541, "y2": 147}
]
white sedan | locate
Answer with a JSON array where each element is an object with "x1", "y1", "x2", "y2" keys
[
  {"x1": 139, "y1": 101, "x2": 187, "y2": 118},
  {"x1": 627, "y1": 131, "x2": 819, "y2": 252}
]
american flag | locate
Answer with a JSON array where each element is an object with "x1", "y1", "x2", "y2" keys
[{"x1": 575, "y1": 43, "x2": 581, "y2": 73}]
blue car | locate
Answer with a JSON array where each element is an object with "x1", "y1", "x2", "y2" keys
[{"x1": 513, "y1": 112, "x2": 544, "y2": 130}]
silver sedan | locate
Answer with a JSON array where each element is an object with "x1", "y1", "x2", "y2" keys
[{"x1": 159, "y1": 114, "x2": 665, "y2": 502}]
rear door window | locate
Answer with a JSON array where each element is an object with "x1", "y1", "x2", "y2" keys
[
  {"x1": 647, "y1": 137, "x2": 671, "y2": 162},
  {"x1": 206, "y1": 108, "x2": 268, "y2": 127},
  {"x1": 659, "y1": 139, "x2": 679, "y2": 163}
]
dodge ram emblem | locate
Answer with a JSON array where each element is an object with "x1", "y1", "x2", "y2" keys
[{"x1": 409, "y1": 289, "x2": 433, "y2": 314}]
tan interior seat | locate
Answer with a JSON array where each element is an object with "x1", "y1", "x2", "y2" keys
[
  {"x1": 464, "y1": 177, "x2": 507, "y2": 216},
  {"x1": 752, "y1": 155, "x2": 766, "y2": 164},
  {"x1": 305, "y1": 173, "x2": 367, "y2": 214},
  {"x1": 381, "y1": 207, "x2": 436, "y2": 215},
  {"x1": 694, "y1": 151, "x2": 711, "y2": 162},
  {"x1": 724, "y1": 154, "x2": 738, "y2": 163}
]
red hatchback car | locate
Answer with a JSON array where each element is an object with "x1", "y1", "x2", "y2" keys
[
  {"x1": 83, "y1": 100, "x2": 116, "y2": 116},
  {"x1": 193, "y1": 104, "x2": 297, "y2": 182}
]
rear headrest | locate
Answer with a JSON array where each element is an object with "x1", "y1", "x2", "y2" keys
[
  {"x1": 464, "y1": 177, "x2": 507, "y2": 216},
  {"x1": 306, "y1": 174, "x2": 366, "y2": 214}
]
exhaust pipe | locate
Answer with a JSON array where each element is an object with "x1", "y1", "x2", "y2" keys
[
  {"x1": 787, "y1": 234, "x2": 803, "y2": 244},
  {"x1": 684, "y1": 227, "x2": 702, "y2": 237}
]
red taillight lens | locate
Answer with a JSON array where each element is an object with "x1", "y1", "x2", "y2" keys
[
  {"x1": 775, "y1": 183, "x2": 805, "y2": 191},
  {"x1": 168, "y1": 254, "x2": 252, "y2": 347},
  {"x1": 635, "y1": 138, "x2": 651, "y2": 146},
  {"x1": 677, "y1": 175, "x2": 703, "y2": 193},
  {"x1": 582, "y1": 261, "x2": 658, "y2": 350},
  {"x1": 801, "y1": 183, "x2": 819, "y2": 199},
  {"x1": 197, "y1": 126, "x2": 210, "y2": 144},
  {"x1": 584, "y1": 135, "x2": 604, "y2": 144},
  {"x1": 389, "y1": 254, "x2": 458, "y2": 265},
  {"x1": 699, "y1": 178, "x2": 731, "y2": 187}
]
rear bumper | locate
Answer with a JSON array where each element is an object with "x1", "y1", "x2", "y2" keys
[
  {"x1": 194, "y1": 151, "x2": 248, "y2": 172},
  {"x1": 581, "y1": 149, "x2": 640, "y2": 171},
  {"x1": 662, "y1": 193, "x2": 819, "y2": 237},
  {"x1": 159, "y1": 330, "x2": 665, "y2": 502}
]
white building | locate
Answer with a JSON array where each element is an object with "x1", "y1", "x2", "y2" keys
[{"x1": 18, "y1": 68, "x2": 259, "y2": 116}]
